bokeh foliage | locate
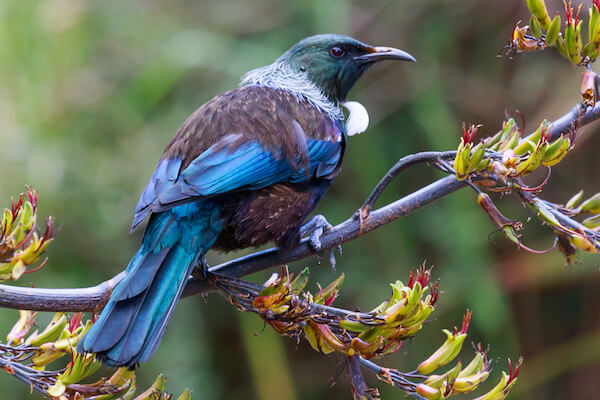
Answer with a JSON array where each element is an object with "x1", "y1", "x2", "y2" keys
[{"x1": 1, "y1": 0, "x2": 600, "y2": 399}]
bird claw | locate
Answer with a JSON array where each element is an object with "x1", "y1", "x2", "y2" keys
[
  {"x1": 300, "y1": 215, "x2": 341, "y2": 270},
  {"x1": 192, "y1": 257, "x2": 210, "y2": 279}
]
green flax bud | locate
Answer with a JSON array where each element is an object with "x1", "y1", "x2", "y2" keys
[
  {"x1": 545, "y1": 14, "x2": 561, "y2": 45},
  {"x1": 527, "y1": 0, "x2": 551, "y2": 29}
]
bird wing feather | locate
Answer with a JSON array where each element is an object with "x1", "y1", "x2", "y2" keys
[
  {"x1": 131, "y1": 134, "x2": 342, "y2": 231},
  {"x1": 130, "y1": 85, "x2": 345, "y2": 231}
]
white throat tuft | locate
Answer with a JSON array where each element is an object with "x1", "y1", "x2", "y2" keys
[
  {"x1": 240, "y1": 62, "x2": 343, "y2": 121},
  {"x1": 342, "y1": 101, "x2": 369, "y2": 137}
]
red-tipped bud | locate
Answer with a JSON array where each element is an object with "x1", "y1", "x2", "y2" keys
[
  {"x1": 41, "y1": 216, "x2": 56, "y2": 244},
  {"x1": 460, "y1": 309, "x2": 472, "y2": 334},
  {"x1": 10, "y1": 195, "x2": 24, "y2": 222},
  {"x1": 408, "y1": 264, "x2": 432, "y2": 289},
  {"x1": 462, "y1": 123, "x2": 481, "y2": 144},
  {"x1": 69, "y1": 312, "x2": 83, "y2": 334},
  {"x1": 26, "y1": 187, "x2": 38, "y2": 214},
  {"x1": 507, "y1": 357, "x2": 523, "y2": 386},
  {"x1": 323, "y1": 291, "x2": 338, "y2": 306},
  {"x1": 429, "y1": 280, "x2": 440, "y2": 306},
  {"x1": 564, "y1": 0, "x2": 581, "y2": 27},
  {"x1": 540, "y1": 125, "x2": 553, "y2": 144}
]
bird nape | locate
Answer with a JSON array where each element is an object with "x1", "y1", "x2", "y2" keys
[{"x1": 78, "y1": 33, "x2": 415, "y2": 368}]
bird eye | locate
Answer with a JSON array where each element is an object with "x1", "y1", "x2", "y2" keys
[{"x1": 329, "y1": 46, "x2": 345, "y2": 58}]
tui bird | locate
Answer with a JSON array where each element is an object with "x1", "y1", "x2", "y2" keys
[{"x1": 78, "y1": 34, "x2": 415, "y2": 367}]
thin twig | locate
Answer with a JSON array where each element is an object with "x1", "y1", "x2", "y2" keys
[
  {"x1": 0, "y1": 357, "x2": 54, "y2": 395},
  {"x1": 347, "y1": 354, "x2": 376, "y2": 400},
  {"x1": 359, "y1": 151, "x2": 457, "y2": 214},
  {"x1": 358, "y1": 357, "x2": 426, "y2": 396}
]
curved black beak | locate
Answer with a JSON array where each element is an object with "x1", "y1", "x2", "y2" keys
[{"x1": 354, "y1": 46, "x2": 416, "y2": 64}]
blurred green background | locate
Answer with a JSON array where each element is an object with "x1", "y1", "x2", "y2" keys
[{"x1": 1, "y1": 0, "x2": 600, "y2": 399}]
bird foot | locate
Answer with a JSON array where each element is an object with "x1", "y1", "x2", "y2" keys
[
  {"x1": 192, "y1": 257, "x2": 210, "y2": 280},
  {"x1": 300, "y1": 214, "x2": 342, "y2": 270}
]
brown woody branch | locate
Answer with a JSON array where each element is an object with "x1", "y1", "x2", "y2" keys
[{"x1": 0, "y1": 102, "x2": 598, "y2": 312}]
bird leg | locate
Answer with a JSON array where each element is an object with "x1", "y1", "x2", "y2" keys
[
  {"x1": 191, "y1": 257, "x2": 211, "y2": 279},
  {"x1": 300, "y1": 214, "x2": 331, "y2": 250},
  {"x1": 300, "y1": 214, "x2": 342, "y2": 270}
]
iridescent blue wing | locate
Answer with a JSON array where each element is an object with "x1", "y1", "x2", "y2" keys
[{"x1": 131, "y1": 135, "x2": 342, "y2": 231}]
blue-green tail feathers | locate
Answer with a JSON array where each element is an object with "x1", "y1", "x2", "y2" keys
[{"x1": 78, "y1": 202, "x2": 221, "y2": 367}]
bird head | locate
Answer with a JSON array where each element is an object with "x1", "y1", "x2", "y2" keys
[{"x1": 278, "y1": 34, "x2": 415, "y2": 102}]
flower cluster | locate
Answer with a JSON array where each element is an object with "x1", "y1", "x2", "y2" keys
[
  {"x1": 508, "y1": 0, "x2": 600, "y2": 106},
  {"x1": 0, "y1": 188, "x2": 55, "y2": 281},
  {"x1": 454, "y1": 123, "x2": 488, "y2": 180},
  {"x1": 550, "y1": 190, "x2": 600, "y2": 263},
  {"x1": 509, "y1": 0, "x2": 600, "y2": 66},
  {"x1": 1, "y1": 310, "x2": 191, "y2": 399},
  {"x1": 449, "y1": 113, "x2": 600, "y2": 262},
  {"x1": 210, "y1": 266, "x2": 520, "y2": 399},
  {"x1": 453, "y1": 117, "x2": 571, "y2": 184}
]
